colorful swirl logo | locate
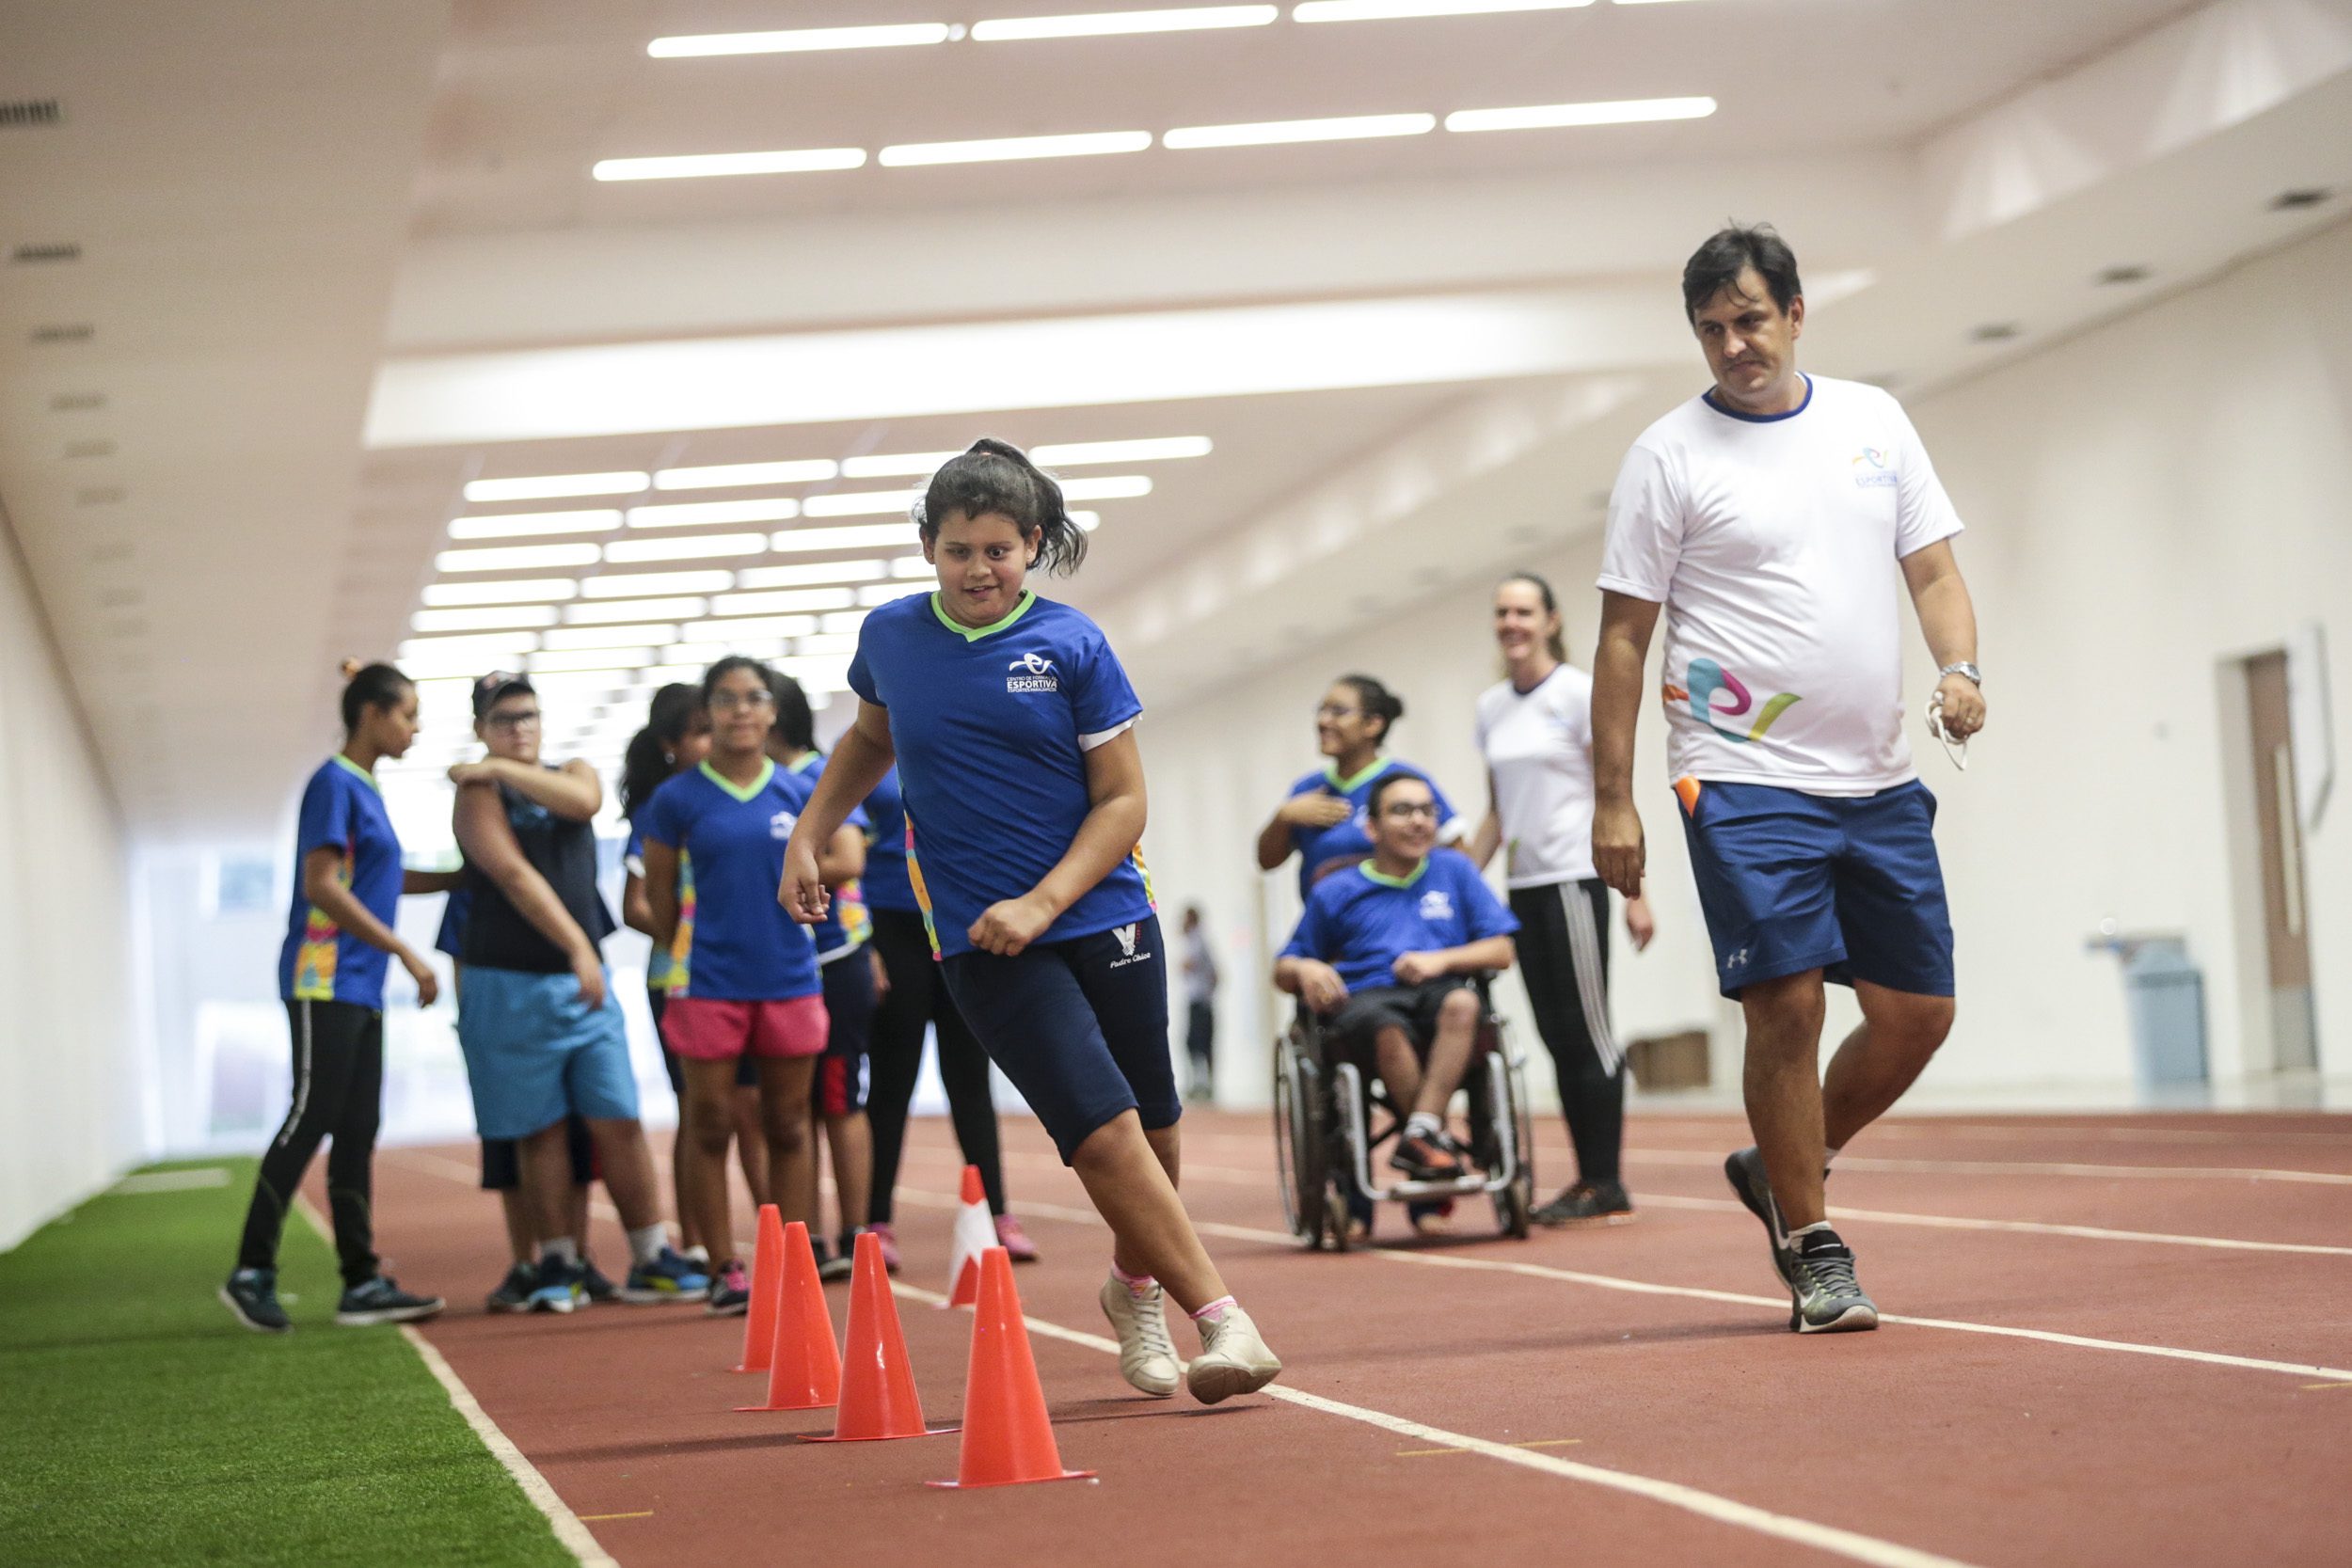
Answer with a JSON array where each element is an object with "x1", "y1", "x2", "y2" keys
[{"x1": 1665, "y1": 658, "x2": 1801, "y2": 743}]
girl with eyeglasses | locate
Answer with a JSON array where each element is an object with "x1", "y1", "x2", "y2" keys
[{"x1": 1254, "y1": 674, "x2": 1466, "y2": 900}]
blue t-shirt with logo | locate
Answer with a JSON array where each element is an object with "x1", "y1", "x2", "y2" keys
[
  {"x1": 858, "y1": 766, "x2": 917, "y2": 914},
  {"x1": 434, "y1": 887, "x2": 470, "y2": 958},
  {"x1": 278, "y1": 755, "x2": 405, "y2": 1008},
  {"x1": 641, "y1": 758, "x2": 820, "y2": 1001},
  {"x1": 1279, "y1": 849, "x2": 1518, "y2": 993},
  {"x1": 784, "y1": 751, "x2": 870, "y2": 963},
  {"x1": 847, "y1": 591, "x2": 1155, "y2": 959},
  {"x1": 1284, "y1": 757, "x2": 1463, "y2": 900}
]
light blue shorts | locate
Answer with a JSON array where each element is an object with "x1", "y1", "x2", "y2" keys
[{"x1": 456, "y1": 965, "x2": 640, "y2": 1140}]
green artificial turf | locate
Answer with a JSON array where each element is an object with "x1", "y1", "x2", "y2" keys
[{"x1": 0, "y1": 1159, "x2": 573, "y2": 1567}]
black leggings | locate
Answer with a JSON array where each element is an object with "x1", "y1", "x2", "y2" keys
[
  {"x1": 1508, "y1": 879, "x2": 1626, "y2": 1186},
  {"x1": 235, "y1": 999, "x2": 384, "y2": 1286},
  {"x1": 865, "y1": 908, "x2": 1007, "y2": 1220}
]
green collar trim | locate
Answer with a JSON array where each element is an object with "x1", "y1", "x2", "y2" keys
[
  {"x1": 332, "y1": 752, "x2": 381, "y2": 792},
  {"x1": 1324, "y1": 754, "x2": 1391, "y2": 795},
  {"x1": 787, "y1": 750, "x2": 820, "y2": 776},
  {"x1": 700, "y1": 756, "x2": 775, "y2": 804},
  {"x1": 1358, "y1": 856, "x2": 1429, "y2": 890},
  {"x1": 930, "y1": 589, "x2": 1037, "y2": 642}
]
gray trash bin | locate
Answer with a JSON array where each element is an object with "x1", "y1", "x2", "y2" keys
[{"x1": 2121, "y1": 936, "x2": 2207, "y2": 1089}]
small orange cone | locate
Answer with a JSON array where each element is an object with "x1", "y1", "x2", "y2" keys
[
  {"x1": 928, "y1": 1248, "x2": 1094, "y2": 1489},
  {"x1": 735, "y1": 1221, "x2": 840, "y2": 1413},
  {"x1": 801, "y1": 1231, "x2": 955, "y2": 1443},
  {"x1": 732, "y1": 1203, "x2": 786, "y2": 1374},
  {"x1": 944, "y1": 1165, "x2": 992, "y2": 1308}
]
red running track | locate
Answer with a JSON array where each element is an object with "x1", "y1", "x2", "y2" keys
[{"x1": 342, "y1": 1110, "x2": 2352, "y2": 1568}]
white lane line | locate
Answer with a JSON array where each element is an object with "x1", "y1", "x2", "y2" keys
[
  {"x1": 894, "y1": 1186, "x2": 2352, "y2": 1386},
  {"x1": 888, "y1": 1277, "x2": 1982, "y2": 1568},
  {"x1": 291, "y1": 1191, "x2": 616, "y2": 1568},
  {"x1": 1634, "y1": 1119, "x2": 2352, "y2": 1150},
  {"x1": 109, "y1": 1166, "x2": 231, "y2": 1195},
  {"x1": 1633, "y1": 1192, "x2": 2352, "y2": 1259}
]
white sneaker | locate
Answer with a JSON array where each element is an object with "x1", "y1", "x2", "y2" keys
[
  {"x1": 1185, "y1": 1304, "x2": 1282, "y2": 1405},
  {"x1": 1097, "y1": 1274, "x2": 1181, "y2": 1398}
]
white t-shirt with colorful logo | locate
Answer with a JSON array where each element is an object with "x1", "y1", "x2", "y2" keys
[
  {"x1": 1474, "y1": 665, "x2": 1597, "y2": 888},
  {"x1": 1596, "y1": 374, "x2": 1963, "y2": 797}
]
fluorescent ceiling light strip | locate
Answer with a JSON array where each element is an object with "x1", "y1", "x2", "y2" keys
[
  {"x1": 603, "y1": 532, "x2": 766, "y2": 563},
  {"x1": 400, "y1": 633, "x2": 540, "y2": 658},
  {"x1": 422, "y1": 578, "x2": 580, "y2": 607},
  {"x1": 1163, "y1": 113, "x2": 1434, "y2": 149},
  {"x1": 541, "y1": 624, "x2": 677, "y2": 651},
  {"x1": 710, "y1": 588, "x2": 859, "y2": 616},
  {"x1": 593, "y1": 148, "x2": 867, "y2": 182},
  {"x1": 890, "y1": 557, "x2": 937, "y2": 578},
  {"x1": 579, "y1": 570, "x2": 735, "y2": 598},
  {"x1": 1445, "y1": 95, "x2": 1716, "y2": 132},
  {"x1": 463, "y1": 471, "x2": 647, "y2": 502},
  {"x1": 564, "y1": 596, "x2": 707, "y2": 624},
  {"x1": 840, "y1": 451, "x2": 959, "y2": 480},
  {"x1": 1293, "y1": 0, "x2": 1592, "y2": 20},
  {"x1": 627, "y1": 497, "x2": 801, "y2": 528},
  {"x1": 649, "y1": 24, "x2": 952, "y2": 57},
  {"x1": 686, "y1": 616, "x2": 820, "y2": 641},
  {"x1": 665, "y1": 639, "x2": 789, "y2": 665},
  {"x1": 803, "y1": 489, "x2": 919, "y2": 518},
  {"x1": 859, "y1": 582, "x2": 930, "y2": 607},
  {"x1": 879, "y1": 130, "x2": 1152, "y2": 166},
  {"x1": 1029, "y1": 436, "x2": 1211, "y2": 465},
  {"x1": 792, "y1": 634, "x2": 863, "y2": 657},
  {"x1": 531, "y1": 648, "x2": 655, "y2": 673},
  {"x1": 1072, "y1": 509, "x2": 1103, "y2": 531},
  {"x1": 822, "y1": 610, "x2": 871, "y2": 633},
  {"x1": 438, "y1": 543, "x2": 602, "y2": 573},
  {"x1": 412, "y1": 606, "x2": 561, "y2": 633},
  {"x1": 448, "y1": 509, "x2": 622, "y2": 540},
  {"x1": 1059, "y1": 474, "x2": 1152, "y2": 499},
  {"x1": 972, "y1": 6, "x2": 1277, "y2": 40},
  {"x1": 654, "y1": 459, "x2": 839, "y2": 491},
  {"x1": 736, "y1": 559, "x2": 890, "y2": 589},
  {"x1": 776, "y1": 524, "x2": 923, "y2": 553}
]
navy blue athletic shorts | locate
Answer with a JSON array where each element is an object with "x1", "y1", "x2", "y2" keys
[
  {"x1": 1677, "y1": 778, "x2": 1954, "y2": 1000},
  {"x1": 817, "y1": 950, "x2": 877, "y2": 1117},
  {"x1": 941, "y1": 914, "x2": 1179, "y2": 1164},
  {"x1": 480, "y1": 1113, "x2": 596, "y2": 1191}
]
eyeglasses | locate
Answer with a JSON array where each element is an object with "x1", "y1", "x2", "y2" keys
[
  {"x1": 1314, "y1": 703, "x2": 1363, "y2": 721},
  {"x1": 485, "y1": 709, "x2": 541, "y2": 732},
  {"x1": 709, "y1": 689, "x2": 776, "y2": 713},
  {"x1": 1381, "y1": 801, "x2": 1439, "y2": 820}
]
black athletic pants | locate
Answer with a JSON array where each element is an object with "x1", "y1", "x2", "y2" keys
[
  {"x1": 1185, "y1": 999, "x2": 1216, "y2": 1095},
  {"x1": 234, "y1": 999, "x2": 384, "y2": 1286},
  {"x1": 1507, "y1": 878, "x2": 1626, "y2": 1187},
  {"x1": 865, "y1": 908, "x2": 1007, "y2": 1221}
]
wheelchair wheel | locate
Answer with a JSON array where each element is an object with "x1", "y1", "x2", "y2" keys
[
  {"x1": 1273, "y1": 1041, "x2": 1328, "y2": 1250},
  {"x1": 1497, "y1": 1171, "x2": 1533, "y2": 1240}
]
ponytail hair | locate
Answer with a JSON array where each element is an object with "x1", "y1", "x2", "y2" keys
[
  {"x1": 1336, "y1": 673, "x2": 1404, "y2": 745},
  {"x1": 620, "y1": 683, "x2": 701, "y2": 821},
  {"x1": 766, "y1": 667, "x2": 816, "y2": 753},
  {"x1": 338, "y1": 659, "x2": 412, "y2": 736},
  {"x1": 1499, "y1": 571, "x2": 1570, "y2": 664},
  {"x1": 916, "y1": 437, "x2": 1088, "y2": 576}
]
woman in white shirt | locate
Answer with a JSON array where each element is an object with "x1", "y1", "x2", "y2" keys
[{"x1": 1470, "y1": 573, "x2": 1655, "y2": 1226}]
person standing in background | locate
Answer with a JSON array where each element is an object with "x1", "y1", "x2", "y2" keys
[{"x1": 1181, "y1": 905, "x2": 1218, "y2": 1102}]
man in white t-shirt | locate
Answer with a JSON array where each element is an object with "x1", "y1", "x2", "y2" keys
[{"x1": 1590, "y1": 225, "x2": 1986, "y2": 1335}]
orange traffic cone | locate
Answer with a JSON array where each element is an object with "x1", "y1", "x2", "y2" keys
[
  {"x1": 944, "y1": 1164, "x2": 992, "y2": 1308},
  {"x1": 928, "y1": 1247, "x2": 1094, "y2": 1489},
  {"x1": 735, "y1": 1221, "x2": 841, "y2": 1413},
  {"x1": 801, "y1": 1231, "x2": 955, "y2": 1443},
  {"x1": 732, "y1": 1203, "x2": 786, "y2": 1374}
]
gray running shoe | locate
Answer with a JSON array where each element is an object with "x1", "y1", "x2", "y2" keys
[
  {"x1": 1787, "y1": 1227, "x2": 1878, "y2": 1334},
  {"x1": 1723, "y1": 1146, "x2": 1795, "y2": 1289},
  {"x1": 485, "y1": 1261, "x2": 537, "y2": 1314}
]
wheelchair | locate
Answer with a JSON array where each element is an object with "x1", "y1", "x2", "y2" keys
[{"x1": 1272, "y1": 976, "x2": 1535, "y2": 1250}]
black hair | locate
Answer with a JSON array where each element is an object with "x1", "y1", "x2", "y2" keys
[
  {"x1": 1498, "y1": 572, "x2": 1570, "y2": 664},
  {"x1": 700, "y1": 654, "x2": 774, "y2": 705},
  {"x1": 619, "y1": 683, "x2": 701, "y2": 822},
  {"x1": 1334, "y1": 673, "x2": 1405, "y2": 745},
  {"x1": 1681, "y1": 223, "x2": 1803, "y2": 323},
  {"x1": 917, "y1": 437, "x2": 1088, "y2": 576},
  {"x1": 766, "y1": 667, "x2": 815, "y2": 753},
  {"x1": 339, "y1": 660, "x2": 412, "y2": 736},
  {"x1": 1367, "y1": 769, "x2": 1435, "y2": 817}
]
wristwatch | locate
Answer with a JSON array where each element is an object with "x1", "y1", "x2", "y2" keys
[{"x1": 1938, "y1": 661, "x2": 1982, "y2": 687}]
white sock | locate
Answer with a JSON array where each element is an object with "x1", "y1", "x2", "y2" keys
[
  {"x1": 628, "y1": 1224, "x2": 668, "y2": 1267},
  {"x1": 1404, "y1": 1111, "x2": 1442, "y2": 1140},
  {"x1": 539, "y1": 1236, "x2": 580, "y2": 1267},
  {"x1": 1823, "y1": 1144, "x2": 1842, "y2": 1170},
  {"x1": 1786, "y1": 1221, "x2": 1833, "y2": 1244},
  {"x1": 684, "y1": 1244, "x2": 710, "y2": 1266}
]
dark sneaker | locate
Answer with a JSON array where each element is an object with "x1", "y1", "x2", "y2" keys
[
  {"x1": 1787, "y1": 1227, "x2": 1878, "y2": 1334},
  {"x1": 811, "y1": 1239, "x2": 853, "y2": 1284},
  {"x1": 1389, "y1": 1131, "x2": 1464, "y2": 1182},
  {"x1": 1724, "y1": 1146, "x2": 1795, "y2": 1289},
  {"x1": 1533, "y1": 1180, "x2": 1636, "y2": 1227},
  {"x1": 220, "y1": 1267, "x2": 292, "y2": 1334},
  {"x1": 706, "y1": 1258, "x2": 751, "y2": 1316},
  {"x1": 528, "y1": 1257, "x2": 587, "y2": 1315},
  {"x1": 623, "y1": 1247, "x2": 710, "y2": 1304},
  {"x1": 581, "y1": 1259, "x2": 621, "y2": 1306},
  {"x1": 336, "y1": 1275, "x2": 445, "y2": 1326},
  {"x1": 486, "y1": 1261, "x2": 537, "y2": 1314}
]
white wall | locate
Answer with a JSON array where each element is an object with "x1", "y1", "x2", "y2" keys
[
  {"x1": 1140, "y1": 216, "x2": 2352, "y2": 1107},
  {"x1": 0, "y1": 514, "x2": 146, "y2": 1249}
]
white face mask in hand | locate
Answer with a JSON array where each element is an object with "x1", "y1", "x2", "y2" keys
[{"x1": 1925, "y1": 690, "x2": 1969, "y2": 771}]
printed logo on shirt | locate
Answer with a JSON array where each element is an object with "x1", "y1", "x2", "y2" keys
[
  {"x1": 1418, "y1": 889, "x2": 1455, "y2": 923},
  {"x1": 1109, "y1": 922, "x2": 1153, "y2": 969},
  {"x1": 1663, "y1": 658, "x2": 1802, "y2": 745},
  {"x1": 769, "y1": 809, "x2": 798, "y2": 841},
  {"x1": 1851, "y1": 448, "x2": 1897, "y2": 488},
  {"x1": 1006, "y1": 651, "x2": 1060, "y2": 693}
]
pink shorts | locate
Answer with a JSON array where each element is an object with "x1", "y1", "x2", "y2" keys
[{"x1": 660, "y1": 995, "x2": 829, "y2": 1062}]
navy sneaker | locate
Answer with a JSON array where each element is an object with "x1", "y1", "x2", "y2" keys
[
  {"x1": 220, "y1": 1267, "x2": 291, "y2": 1334},
  {"x1": 336, "y1": 1275, "x2": 445, "y2": 1326},
  {"x1": 486, "y1": 1261, "x2": 537, "y2": 1314},
  {"x1": 528, "y1": 1256, "x2": 587, "y2": 1314},
  {"x1": 812, "y1": 1239, "x2": 853, "y2": 1284},
  {"x1": 621, "y1": 1247, "x2": 710, "y2": 1304},
  {"x1": 581, "y1": 1259, "x2": 621, "y2": 1306}
]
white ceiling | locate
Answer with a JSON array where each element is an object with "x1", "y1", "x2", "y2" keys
[{"x1": 3, "y1": 0, "x2": 2349, "y2": 838}]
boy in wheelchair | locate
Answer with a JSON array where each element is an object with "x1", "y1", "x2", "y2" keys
[{"x1": 1274, "y1": 773, "x2": 1518, "y2": 1182}]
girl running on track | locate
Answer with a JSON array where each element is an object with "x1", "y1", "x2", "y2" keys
[
  {"x1": 781, "y1": 438, "x2": 1282, "y2": 1404},
  {"x1": 639, "y1": 658, "x2": 862, "y2": 1313},
  {"x1": 1256, "y1": 673, "x2": 1466, "y2": 901},
  {"x1": 223, "y1": 660, "x2": 454, "y2": 1333},
  {"x1": 620, "y1": 684, "x2": 768, "y2": 1263},
  {"x1": 1470, "y1": 573, "x2": 1656, "y2": 1226}
]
